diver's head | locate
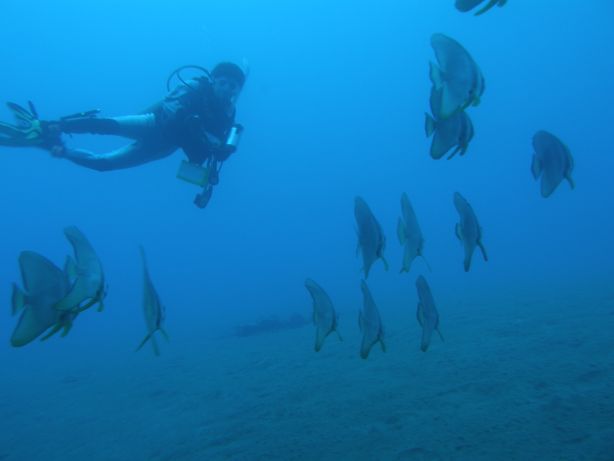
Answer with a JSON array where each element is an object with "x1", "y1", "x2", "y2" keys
[{"x1": 211, "y1": 62, "x2": 245, "y2": 103}]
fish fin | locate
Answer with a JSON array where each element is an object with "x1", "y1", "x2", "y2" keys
[
  {"x1": 360, "y1": 341, "x2": 370, "y2": 360},
  {"x1": 437, "y1": 328, "x2": 445, "y2": 342},
  {"x1": 160, "y1": 328, "x2": 170, "y2": 342},
  {"x1": 416, "y1": 303, "x2": 424, "y2": 326},
  {"x1": 97, "y1": 299, "x2": 105, "y2": 312},
  {"x1": 399, "y1": 256, "x2": 409, "y2": 274},
  {"x1": 40, "y1": 324, "x2": 62, "y2": 342},
  {"x1": 564, "y1": 144, "x2": 575, "y2": 170},
  {"x1": 424, "y1": 113, "x2": 436, "y2": 137},
  {"x1": 381, "y1": 256, "x2": 389, "y2": 272},
  {"x1": 358, "y1": 311, "x2": 363, "y2": 332},
  {"x1": 478, "y1": 239, "x2": 488, "y2": 262},
  {"x1": 440, "y1": 84, "x2": 462, "y2": 120},
  {"x1": 429, "y1": 61, "x2": 444, "y2": 90},
  {"x1": 314, "y1": 335, "x2": 322, "y2": 352},
  {"x1": 566, "y1": 173, "x2": 576, "y2": 190},
  {"x1": 314, "y1": 328, "x2": 326, "y2": 352},
  {"x1": 64, "y1": 255, "x2": 78, "y2": 280},
  {"x1": 531, "y1": 154, "x2": 542, "y2": 179},
  {"x1": 54, "y1": 278, "x2": 91, "y2": 312},
  {"x1": 475, "y1": 0, "x2": 499, "y2": 15},
  {"x1": 397, "y1": 218, "x2": 407, "y2": 245},
  {"x1": 61, "y1": 321, "x2": 73, "y2": 338},
  {"x1": 447, "y1": 145, "x2": 461, "y2": 160},
  {"x1": 11, "y1": 283, "x2": 26, "y2": 316},
  {"x1": 136, "y1": 333, "x2": 152, "y2": 352},
  {"x1": 455, "y1": 223, "x2": 463, "y2": 241},
  {"x1": 421, "y1": 255, "x2": 433, "y2": 273},
  {"x1": 335, "y1": 329, "x2": 343, "y2": 342},
  {"x1": 400, "y1": 245, "x2": 414, "y2": 274},
  {"x1": 379, "y1": 338, "x2": 386, "y2": 353},
  {"x1": 464, "y1": 254, "x2": 472, "y2": 272},
  {"x1": 420, "y1": 328, "x2": 432, "y2": 352}
]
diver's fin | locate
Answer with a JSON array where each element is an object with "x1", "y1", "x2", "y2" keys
[
  {"x1": 28, "y1": 101, "x2": 39, "y2": 119},
  {"x1": 7, "y1": 102, "x2": 36, "y2": 124},
  {"x1": 0, "y1": 101, "x2": 46, "y2": 147}
]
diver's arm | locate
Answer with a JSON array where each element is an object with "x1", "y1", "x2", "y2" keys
[{"x1": 212, "y1": 143, "x2": 235, "y2": 162}]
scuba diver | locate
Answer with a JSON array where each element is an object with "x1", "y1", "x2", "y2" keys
[{"x1": 0, "y1": 62, "x2": 246, "y2": 208}]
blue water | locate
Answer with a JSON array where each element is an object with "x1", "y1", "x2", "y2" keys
[{"x1": 1, "y1": 1, "x2": 613, "y2": 460}]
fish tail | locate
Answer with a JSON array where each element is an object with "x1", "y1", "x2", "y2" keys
[{"x1": 151, "y1": 334, "x2": 160, "y2": 357}]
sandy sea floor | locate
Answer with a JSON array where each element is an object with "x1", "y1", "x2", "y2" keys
[{"x1": 1, "y1": 286, "x2": 613, "y2": 461}]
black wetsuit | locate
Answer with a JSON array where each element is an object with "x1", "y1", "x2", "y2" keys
[{"x1": 58, "y1": 77, "x2": 236, "y2": 172}]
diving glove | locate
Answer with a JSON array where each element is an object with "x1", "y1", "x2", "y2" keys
[{"x1": 0, "y1": 101, "x2": 62, "y2": 150}]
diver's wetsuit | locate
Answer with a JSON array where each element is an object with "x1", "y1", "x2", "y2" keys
[{"x1": 57, "y1": 78, "x2": 236, "y2": 172}]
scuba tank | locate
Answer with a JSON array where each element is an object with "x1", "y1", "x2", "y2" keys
[{"x1": 225, "y1": 124, "x2": 244, "y2": 152}]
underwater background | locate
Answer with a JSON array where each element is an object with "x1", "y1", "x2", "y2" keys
[{"x1": 1, "y1": 0, "x2": 613, "y2": 459}]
